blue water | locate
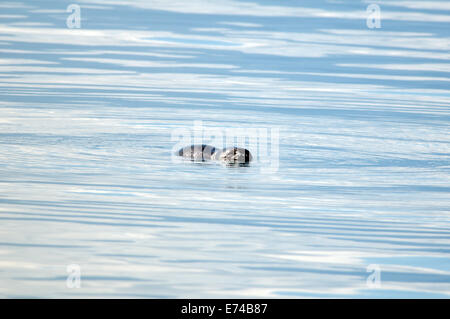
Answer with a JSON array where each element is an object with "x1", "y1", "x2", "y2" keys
[{"x1": 0, "y1": 0, "x2": 449, "y2": 298}]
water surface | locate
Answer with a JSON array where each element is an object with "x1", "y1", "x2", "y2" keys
[{"x1": 0, "y1": 0, "x2": 449, "y2": 298}]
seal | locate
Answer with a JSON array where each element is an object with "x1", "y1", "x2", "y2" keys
[
  {"x1": 177, "y1": 144, "x2": 252, "y2": 165},
  {"x1": 177, "y1": 144, "x2": 216, "y2": 161}
]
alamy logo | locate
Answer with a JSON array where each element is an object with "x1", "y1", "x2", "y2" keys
[
  {"x1": 366, "y1": 264, "x2": 381, "y2": 288},
  {"x1": 66, "y1": 264, "x2": 81, "y2": 288},
  {"x1": 171, "y1": 121, "x2": 279, "y2": 173},
  {"x1": 66, "y1": 4, "x2": 81, "y2": 29},
  {"x1": 366, "y1": 4, "x2": 381, "y2": 29}
]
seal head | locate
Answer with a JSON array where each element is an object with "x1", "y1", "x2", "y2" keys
[{"x1": 212, "y1": 147, "x2": 253, "y2": 165}]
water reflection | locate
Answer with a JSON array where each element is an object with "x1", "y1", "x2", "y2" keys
[{"x1": 0, "y1": 0, "x2": 449, "y2": 298}]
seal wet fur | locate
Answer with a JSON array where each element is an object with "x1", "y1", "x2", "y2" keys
[{"x1": 177, "y1": 144, "x2": 216, "y2": 161}]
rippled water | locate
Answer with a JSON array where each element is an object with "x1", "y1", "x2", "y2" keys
[{"x1": 0, "y1": 0, "x2": 449, "y2": 298}]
